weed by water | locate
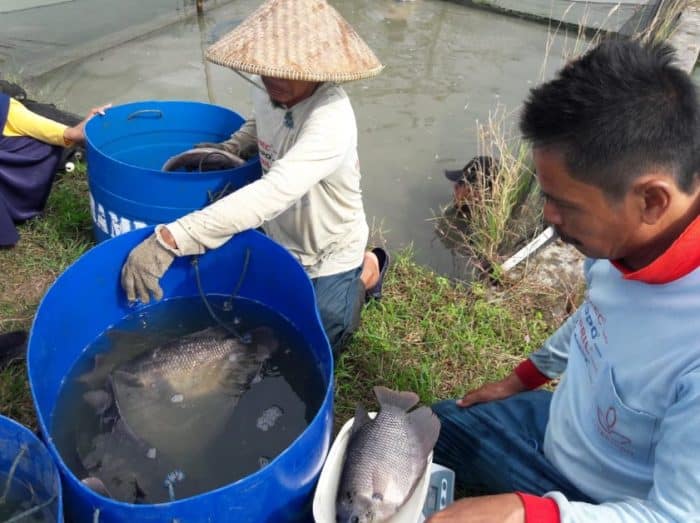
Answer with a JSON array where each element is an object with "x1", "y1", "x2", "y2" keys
[
  {"x1": 433, "y1": 1, "x2": 691, "y2": 282},
  {"x1": 0, "y1": 365, "x2": 34, "y2": 429},
  {"x1": 430, "y1": 105, "x2": 543, "y2": 281},
  {"x1": 635, "y1": 0, "x2": 690, "y2": 44}
]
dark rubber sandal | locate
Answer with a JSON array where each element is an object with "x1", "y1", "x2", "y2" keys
[
  {"x1": 0, "y1": 330, "x2": 27, "y2": 369},
  {"x1": 366, "y1": 247, "x2": 390, "y2": 302}
]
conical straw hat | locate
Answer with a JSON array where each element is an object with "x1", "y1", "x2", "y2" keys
[{"x1": 206, "y1": 0, "x2": 384, "y2": 83}]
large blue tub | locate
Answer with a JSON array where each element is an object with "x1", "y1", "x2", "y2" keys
[
  {"x1": 0, "y1": 414, "x2": 63, "y2": 522},
  {"x1": 28, "y1": 227, "x2": 333, "y2": 522},
  {"x1": 85, "y1": 101, "x2": 262, "y2": 243}
]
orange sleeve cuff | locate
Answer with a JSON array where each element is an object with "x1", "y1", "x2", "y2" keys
[
  {"x1": 516, "y1": 492, "x2": 560, "y2": 523},
  {"x1": 514, "y1": 359, "x2": 551, "y2": 390}
]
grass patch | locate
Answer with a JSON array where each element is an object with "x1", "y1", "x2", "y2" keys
[
  {"x1": 0, "y1": 163, "x2": 94, "y2": 428},
  {"x1": 335, "y1": 247, "x2": 559, "y2": 425}
]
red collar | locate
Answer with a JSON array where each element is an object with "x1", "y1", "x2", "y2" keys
[{"x1": 611, "y1": 214, "x2": 700, "y2": 284}]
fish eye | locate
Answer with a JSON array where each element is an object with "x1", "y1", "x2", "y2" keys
[{"x1": 350, "y1": 517, "x2": 359, "y2": 523}]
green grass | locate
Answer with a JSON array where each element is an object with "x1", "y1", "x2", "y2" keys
[
  {"x1": 335, "y1": 249, "x2": 557, "y2": 424},
  {"x1": 0, "y1": 163, "x2": 94, "y2": 429},
  {"x1": 0, "y1": 162, "x2": 569, "y2": 433}
]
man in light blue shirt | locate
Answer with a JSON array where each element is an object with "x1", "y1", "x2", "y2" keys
[{"x1": 429, "y1": 39, "x2": 700, "y2": 523}]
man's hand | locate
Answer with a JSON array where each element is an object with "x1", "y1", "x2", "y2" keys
[
  {"x1": 426, "y1": 494, "x2": 525, "y2": 523},
  {"x1": 120, "y1": 231, "x2": 176, "y2": 303},
  {"x1": 457, "y1": 372, "x2": 527, "y2": 408}
]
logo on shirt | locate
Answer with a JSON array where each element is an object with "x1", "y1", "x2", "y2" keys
[
  {"x1": 596, "y1": 406, "x2": 632, "y2": 454},
  {"x1": 258, "y1": 139, "x2": 275, "y2": 172}
]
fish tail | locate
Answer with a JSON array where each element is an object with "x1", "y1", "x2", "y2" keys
[
  {"x1": 373, "y1": 386, "x2": 419, "y2": 412},
  {"x1": 407, "y1": 406, "x2": 442, "y2": 457}
]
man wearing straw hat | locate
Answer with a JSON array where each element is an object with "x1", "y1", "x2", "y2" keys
[{"x1": 120, "y1": 0, "x2": 389, "y2": 354}]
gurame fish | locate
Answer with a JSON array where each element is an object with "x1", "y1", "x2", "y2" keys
[
  {"x1": 161, "y1": 147, "x2": 246, "y2": 172},
  {"x1": 80, "y1": 325, "x2": 278, "y2": 476},
  {"x1": 336, "y1": 386, "x2": 441, "y2": 523}
]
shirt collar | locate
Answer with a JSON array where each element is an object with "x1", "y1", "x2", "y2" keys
[{"x1": 611, "y1": 213, "x2": 700, "y2": 284}]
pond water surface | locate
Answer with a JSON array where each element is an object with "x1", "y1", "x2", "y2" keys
[{"x1": 3, "y1": 0, "x2": 586, "y2": 280}]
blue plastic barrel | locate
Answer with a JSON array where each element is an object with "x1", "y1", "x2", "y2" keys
[
  {"x1": 28, "y1": 227, "x2": 333, "y2": 522},
  {"x1": 85, "y1": 101, "x2": 262, "y2": 243},
  {"x1": 0, "y1": 415, "x2": 63, "y2": 522}
]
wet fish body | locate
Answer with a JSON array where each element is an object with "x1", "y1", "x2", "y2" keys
[
  {"x1": 336, "y1": 386, "x2": 441, "y2": 523},
  {"x1": 78, "y1": 327, "x2": 278, "y2": 499},
  {"x1": 111, "y1": 326, "x2": 270, "y2": 399},
  {"x1": 161, "y1": 148, "x2": 246, "y2": 172},
  {"x1": 110, "y1": 326, "x2": 276, "y2": 450}
]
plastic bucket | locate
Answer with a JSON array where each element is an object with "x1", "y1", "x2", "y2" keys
[
  {"x1": 0, "y1": 415, "x2": 63, "y2": 522},
  {"x1": 85, "y1": 100, "x2": 262, "y2": 243},
  {"x1": 28, "y1": 227, "x2": 333, "y2": 522}
]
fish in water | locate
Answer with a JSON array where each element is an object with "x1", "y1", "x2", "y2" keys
[
  {"x1": 336, "y1": 386, "x2": 441, "y2": 523},
  {"x1": 161, "y1": 147, "x2": 246, "y2": 172},
  {"x1": 80, "y1": 326, "x2": 278, "y2": 480}
]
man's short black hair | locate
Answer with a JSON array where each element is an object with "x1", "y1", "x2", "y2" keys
[{"x1": 520, "y1": 38, "x2": 700, "y2": 199}]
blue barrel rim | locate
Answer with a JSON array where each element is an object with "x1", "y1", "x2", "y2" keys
[
  {"x1": 27, "y1": 226, "x2": 335, "y2": 512},
  {"x1": 85, "y1": 99, "x2": 263, "y2": 243},
  {"x1": 85, "y1": 99, "x2": 260, "y2": 177}
]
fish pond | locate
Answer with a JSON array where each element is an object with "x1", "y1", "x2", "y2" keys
[
  {"x1": 50, "y1": 295, "x2": 326, "y2": 504},
  {"x1": 1, "y1": 0, "x2": 614, "y2": 281}
]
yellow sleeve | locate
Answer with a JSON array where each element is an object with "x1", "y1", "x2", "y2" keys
[{"x1": 4, "y1": 98, "x2": 68, "y2": 146}]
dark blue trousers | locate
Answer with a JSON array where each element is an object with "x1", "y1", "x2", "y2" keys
[
  {"x1": 432, "y1": 390, "x2": 593, "y2": 501},
  {"x1": 311, "y1": 266, "x2": 364, "y2": 356}
]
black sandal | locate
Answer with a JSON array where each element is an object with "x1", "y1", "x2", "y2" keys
[
  {"x1": 366, "y1": 247, "x2": 390, "y2": 302},
  {"x1": 0, "y1": 330, "x2": 28, "y2": 369}
]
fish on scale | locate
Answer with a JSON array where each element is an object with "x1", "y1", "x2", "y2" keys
[{"x1": 336, "y1": 386, "x2": 441, "y2": 523}]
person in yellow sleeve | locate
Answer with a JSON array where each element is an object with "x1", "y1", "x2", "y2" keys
[{"x1": 0, "y1": 92, "x2": 110, "y2": 247}]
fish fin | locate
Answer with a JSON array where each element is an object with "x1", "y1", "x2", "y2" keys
[
  {"x1": 373, "y1": 386, "x2": 419, "y2": 412},
  {"x1": 112, "y1": 369, "x2": 144, "y2": 388},
  {"x1": 105, "y1": 328, "x2": 151, "y2": 346},
  {"x1": 78, "y1": 330, "x2": 152, "y2": 385},
  {"x1": 251, "y1": 326, "x2": 279, "y2": 355},
  {"x1": 182, "y1": 326, "x2": 227, "y2": 340},
  {"x1": 76, "y1": 354, "x2": 108, "y2": 385},
  {"x1": 407, "y1": 406, "x2": 442, "y2": 457},
  {"x1": 371, "y1": 473, "x2": 390, "y2": 500},
  {"x1": 113, "y1": 418, "x2": 151, "y2": 450},
  {"x1": 81, "y1": 476, "x2": 112, "y2": 498},
  {"x1": 83, "y1": 389, "x2": 112, "y2": 415},
  {"x1": 349, "y1": 403, "x2": 372, "y2": 436}
]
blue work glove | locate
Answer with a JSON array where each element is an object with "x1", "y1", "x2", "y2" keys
[{"x1": 120, "y1": 232, "x2": 176, "y2": 303}]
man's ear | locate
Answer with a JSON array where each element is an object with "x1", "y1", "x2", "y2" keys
[{"x1": 634, "y1": 179, "x2": 672, "y2": 225}]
